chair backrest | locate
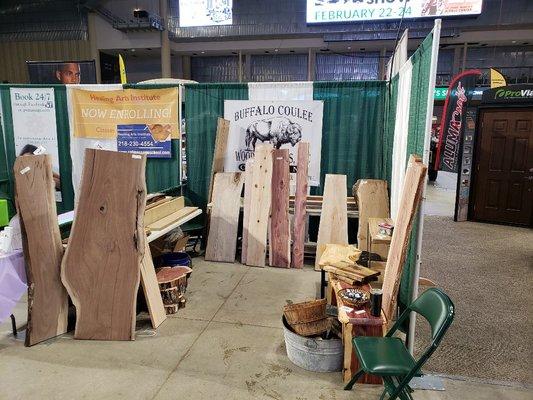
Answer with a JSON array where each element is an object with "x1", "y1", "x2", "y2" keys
[{"x1": 409, "y1": 288, "x2": 455, "y2": 345}]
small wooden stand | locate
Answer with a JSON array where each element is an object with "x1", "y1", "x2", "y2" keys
[{"x1": 328, "y1": 275, "x2": 387, "y2": 384}]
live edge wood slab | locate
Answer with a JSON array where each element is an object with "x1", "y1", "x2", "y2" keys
[
  {"x1": 270, "y1": 149, "x2": 290, "y2": 268},
  {"x1": 61, "y1": 149, "x2": 147, "y2": 341},
  {"x1": 14, "y1": 155, "x2": 68, "y2": 346}
]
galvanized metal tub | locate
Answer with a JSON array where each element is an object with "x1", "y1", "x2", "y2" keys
[{"x1": 282, "y1": 316, "x2": 343, "y2": 372}]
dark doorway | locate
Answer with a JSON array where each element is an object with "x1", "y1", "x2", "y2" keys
[{"x1": 472, "y1": 108, "x2": 533, "y2": 226}]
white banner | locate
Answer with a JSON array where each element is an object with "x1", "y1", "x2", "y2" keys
[
  {"x1": 10, "y1": 87, "x2": 62, "y2": 201},
  {"x1": 224, "y1": 100, "x2": 323, "y2": 186}
]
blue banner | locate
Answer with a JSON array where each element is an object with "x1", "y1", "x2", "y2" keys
[{"x1": 117, "y1": 124, "x2": 171, "y2": 158}]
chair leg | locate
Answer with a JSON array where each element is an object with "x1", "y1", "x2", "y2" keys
[
  {"x1": 388, "y1": 378, "x2": 414, "y2": 400},
  {"x1": 343, "y1": 369, "x2": 365, "y2": 390}
]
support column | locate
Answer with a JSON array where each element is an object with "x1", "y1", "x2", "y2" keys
[
  {"x1": 452, "y1": 46, "x2": 462, "y2": 76},
  {"x1": 379, "y1": 47, "x2": 387, "y2": 80},
  {"x1": 238, "y1": 51, "x2": 243, "y2": 82},
  {"x1": 182, "y1": 55, "x2": 191, "y2": 80},
  {"x1": 160, "y1": 0, "x2": 171, "y2": 78},
  {"x1": 461, "y1": 42, "x2": 468, "y2": 73},
  {"x1": 88, "y1": 13, "x2": 101, "y2": 83},
  {"x1": 307, "y1": 48, "x2": 316, "y2": 81},
  {"x1": 245, "y1": 54, "x2": 252, "y2": 82}
]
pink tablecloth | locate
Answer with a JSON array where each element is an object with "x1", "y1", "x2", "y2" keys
[{"x1": 0, "y1": 250, "x2": 26, "y2": 323}]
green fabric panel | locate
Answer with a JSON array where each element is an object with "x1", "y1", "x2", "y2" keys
[
  {"x1": 400, "y1": 32, "x2": 434, "y2": 308},
  {"x1": 313, "y1": 81, "x2": 387, "y2": 194},
  {"x1": 382, "y1": 75, "x2": 399, "y2": 185},
  {"x1": 184, "y1": 83, "x2": 249, "y2": 208}
]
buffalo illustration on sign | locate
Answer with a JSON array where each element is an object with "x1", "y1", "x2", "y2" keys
[
  {"x1": 245, "y1": 117, "x2": 302, "y2": 149},
  {"x1": 224, "y1": 100, "x2": 323, "y2": 186}
]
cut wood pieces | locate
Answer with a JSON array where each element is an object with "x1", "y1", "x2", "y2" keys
[
  {"x1": 292, "y1": 142, "x2": 309, "y2": 268},
  {"x1": 270, "y1": 149, "x2": 291, "y2": 268},
  {"x1": 61, "y1": 149, "x2": 147, "y2": 341},
  {"x1": 144, "y1": 197, "x2": 185, "y2": 226},
  {"x1": 146, "y1": 206, "x2": 199, "y2": 231},
  {"x1": 205, "y1": 172, "x2": 245, "y2": 262},
  {"x1": 315, "y1": 174, "x2": 348, "y2": 270},
  {"x1": 354, "y1": 179, "x2": 390, "y2": 255},
  {"x1": 208, "y1": 117, "x2": 230, "y2": 203},
  {"x1": 241, "y1": 159, "x2": 254, "y2": 264},
  {"x1": 141, "y1": 237, "x2": 166, "y2": 329},
  {"x1": 318, "y1": 244, "x2": 362, "y2": 269},
  {"x1": 244, "y1": 144, "x2": 273, "y2": 267},
  {"x1": 381, "y1": 155, "x2": 427, "y2": 321},
  {"x1": 14, "y1": 155, "x2": 68, "y2": 346}
]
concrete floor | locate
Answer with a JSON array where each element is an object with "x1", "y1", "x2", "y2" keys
[
  {"x1": 1, "y1": 259, "x2": 531, "y2": 399},
  {"x1": 425, "y1": 172, "x2": 457, "y2": 217}
]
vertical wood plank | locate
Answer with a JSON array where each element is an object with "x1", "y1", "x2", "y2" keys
[
  {"x1": 205, "y1": 172, "x2": 245, "y2": 262},
  {"x1": 292, "y1": 142, "x2": 309, "y2": 269},
  {"x1": 315, "y1": 174, "x2": 348, "y2": 270},
  {"x1": 241, "y1": 159, "x2": 254, "y2": 264},
  {"x1": 245, "y1": 145, "x2": 273, "y2": 267},
  {"x1": 381, "y1": 155, "x2": 427, "y2": 320},
  {"x1": 208, "y1": 118, "x2": 230, "y2": 203},
  {"x1": 61, "y1": 149, "x2": 146, "y2": 341},
  {"x1": 14, "y1": 155, "x2": 68, "y2": 346},
  {"x1": 141, "y1": 237, "x2": 166, "y2": 328},
  {"x1": 270, "y1": 149, "x2": 290, "y2": 268}
]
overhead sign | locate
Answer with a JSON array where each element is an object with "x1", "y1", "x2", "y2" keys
[
  {"x1": 481, "y1": 84, "x2": 533, "y2": 104},
  {"x1": 179, "y1": 0, "x2": 232, "y2": 27},
  {"x1": 70, "y1": 88, "x2": 179, "y2": 141},
  {"x1": 307, "y1": 0, "x2": 483, "y2": 23},
  {"x1": 224, "y1": 100, "x2": 323, "y2": 186}
]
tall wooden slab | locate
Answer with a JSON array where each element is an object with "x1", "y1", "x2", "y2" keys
[
  {"x1": 382, "y1": 156, "x2": 427, "y2": 321},
  {"x1": 14, "y1": 155, "x2": 68, "y2": 346},
  {"x1": 292, "y1": 142, "x2": 309, "y2": 269},
  {"x1": 315, "y1": 174, "x2": 348, "y2": 270},
  {"x1": 245, "y1": 145, "x2": 273, "y2": 267},
  {"x1": 61, "y1": 149, "x2": 147, "y2": 341},
  {"x1": 141, "y1": 237, "x2": 166, "y2": 328},
  {"x1": 269, "y1": 149, "x2": 290, "y2": 268},
  {"x1": 241, "y1": 159, "x2": 254, "y2": 264},
  {"x1": 205, "y1": 172, "x2": 245, "y2": 262},
  {"x1": 354, "y1": 179, "x2": 390, "y2": 256},
  {"x1": 208, "y1": 118, "x2": 230, "y2": 203}
]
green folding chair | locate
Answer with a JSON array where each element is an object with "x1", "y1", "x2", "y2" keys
[{"x1": 344, "y1": 288, "x2": 455, "y2": 400}]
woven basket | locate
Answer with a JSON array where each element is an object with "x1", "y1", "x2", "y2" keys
[
  {"x1": 290, "y1": 317, "x2": 330, "y2": 337},
  {"x1": 283, "y1": 299, "x2": 327, "y2": 325}
]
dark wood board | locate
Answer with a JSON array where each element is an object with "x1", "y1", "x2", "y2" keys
[
  {"x1": 269, "y1": 149, "x2": 290, "y2": 268},
  {"x1": 61, "y1": 149, "x2": 147, "y2": 341},
  {"x1": 14, "y1": 155, "x2": 68, "y2": 346}
]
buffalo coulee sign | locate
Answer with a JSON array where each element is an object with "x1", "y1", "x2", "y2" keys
[{"x1": 224, "y1": 100, "x2": 323, "y2": 186}]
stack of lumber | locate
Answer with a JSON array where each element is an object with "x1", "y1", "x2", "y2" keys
[
  {"x1": 289, "y1": 195, "x2": 357, "y2": 214},
  {"x1": 144, "y1": 196, "x2": 199, "y2": 233},
  {"x1": 318, "y1": 244, "x2": 380, "y2": 285}
]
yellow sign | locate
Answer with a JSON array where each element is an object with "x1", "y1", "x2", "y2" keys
[
  {"x1": 490, "y1": 68, "x2": 506, "y2": 89},
  {"x1": 119, "y1": 54, "x2": 127, "y2": 84},
  {"x1": 71, "y1": 88, "x2": 179, "y2": 139}
]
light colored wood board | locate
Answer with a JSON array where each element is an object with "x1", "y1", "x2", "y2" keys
[
  {"x1": 14, "y1": 155, "x2": 68, "y2": 346},
  {"x1": 141, "y1": 237, "x2": 166, "y2": 328},
  {"x1": 205, "y1": 172, "x2": 245, "y2": 262},
  {"x1": 368, "y1": 217, "x2": 394, "y2": 245},
  {"x1": 241, "y1": 159, "x2": 254, "y2": 264},
  {"x1": 381, "y1": 155, "x2": 427, "y2": 321},
  {"x1": 147, "y1": 206, "x2": 199, "y2": 231},
  {"x1": 146, "y1": 196, "x2": 172, "y2": 210},
  {"x1": 208, "y1": 117, "x2": 230, "y2": 203},
  {"x1": 144, "y1": 197, "x2": 185, "y2": 226},
  {"x1": 354, "y1": 179, "x2": 389, "y2": 252},
  {"x1": 61, "y1": 149, "x2": 146, "y2": 341},
  {"x1": 245, "y1": 144, "x2": 273, "y2": 267},
  {"x1": 318, "y1": 244, "x2": 362, "y2": 268},
  {"x1": 292, "y1": 142, "x2": 309, "y2": 269},
  {"x1": 269, "y1": 149, "x2": 291, "y2": 268},
  {"x1": 315, "y1": 174, "x2": 348, "y2": 270}
]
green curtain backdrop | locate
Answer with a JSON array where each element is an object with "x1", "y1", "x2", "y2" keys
[
  {"x1": 313, "y1": 81, "x2": 387, "y2": 193},
  {"x1": 0, "y1": 83, "x2": 183, "y2": 215},
  {"x1": 184, "y1": 83, "x2": 248, "y2": 208},
  {"x1": 400, "y1": 32, "x2": 434, "y2": 309}
]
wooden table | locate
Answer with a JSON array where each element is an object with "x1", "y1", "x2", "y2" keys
[
  {"x1": 367, "y1": 217, "x2": 393, "y2": 268},
  {"x1": 328, "y1": 275, "x2": 386, "y2": 385}
]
